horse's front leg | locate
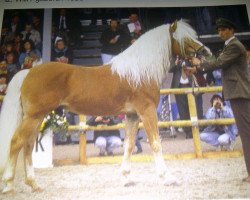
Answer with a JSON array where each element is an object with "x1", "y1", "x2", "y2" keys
[
  {"x1": 139, "y1": 105, "x2": 179, "y2": 185},
  {"x1": 121, "y1": 113, "x2": 139, "y2": 186}
]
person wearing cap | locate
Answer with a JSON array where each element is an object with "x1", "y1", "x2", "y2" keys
[
  {"x1": 200, "y1": 94, "x2": 237, "y2": 150},
  {"x1": 189, "y1": 18, "x2": 250, "y2": 182}
]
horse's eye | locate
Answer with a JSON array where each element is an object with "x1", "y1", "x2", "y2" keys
[{"x1": 189, "y1": 52, "x2": 195, "y2": 57}]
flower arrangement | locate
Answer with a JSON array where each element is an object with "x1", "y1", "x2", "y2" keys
[{"x1": 40, "y1": 110, "x2": 69, "y2": 134}]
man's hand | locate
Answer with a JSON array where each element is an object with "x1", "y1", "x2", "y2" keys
[
  {"x1": 192, "y1": 57, "x2": 201, "y2": 66},
  {"x1": 102, "y1": 119, "x2": 110, "y2": 124},
  {"x1": 110, "y1": 37, "x2": 118, "y2": 44},
  {"x1": 183, "y1": 66, "x2": 197, "y2": 76},
  {"x1": 95, "y1": 116, "x2": 103, "y2": 122}
]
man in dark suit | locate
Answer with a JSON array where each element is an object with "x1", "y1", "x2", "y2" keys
[
  {"x1": 170, "y1": 56, "x2": 204, "y2": 139},
  {"x1": 53, "y1": 8, "x2": 81, "y2": 47},
  {"x1": 190, "y1": 18, "x2": 250, "y2": 182}
]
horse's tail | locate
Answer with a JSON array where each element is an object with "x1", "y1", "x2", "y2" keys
[{"x1": 0, "y1": 69, "x2": 30, "y2": 174}]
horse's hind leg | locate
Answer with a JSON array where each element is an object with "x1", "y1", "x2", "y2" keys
[
  {"x1": 2, "y1": 116, "x2": 42, "y2": 194},
  {"x1": 23, "y1": 128, "x2": 43, "y2": 192},
  {"x1": 138, "y1": 105, "x2": 178, "y2": 185},
  {"x1": 121, "y1": 113, "x2": 139, "y2": 185}
]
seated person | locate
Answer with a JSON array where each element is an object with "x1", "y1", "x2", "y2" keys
[
  {"x1": 200, "y1": 94, "x2": 238, "y2": 150},
  {"x1": 5, "y1": 52, "x2": 20, "y2": 82},
  {"x1": 0, "y1": 60, "x2": 7, "y2": 75},
  {"x1": 21, "y1": 23, "x2": 41, "y2": 50},
  {"x1": 19, "y1": 39, "x2": 42, "y2": 69},
  {"x1": 51, "y1": 38, "x2": 73, "y2": 64},
  {"x1": 0, "y1": 74, "x2": 7, "y2": 95},
  {"x1": 86, "y1": 116, "x2": 122, "y2": 156},
  {"x1": 0, "y1": 41, "x2": 19, "y2": 62}
]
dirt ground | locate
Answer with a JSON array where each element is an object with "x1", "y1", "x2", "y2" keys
[
  {"x1": 0, "y1": 158, "x2": 249, "y2": 200},
  {"x1": 0, "y1": 132, "x2": 249, "y2": 200}
]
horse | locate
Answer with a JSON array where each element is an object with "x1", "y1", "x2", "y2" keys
[{"x1": 0, "y1": 20, "x2": 212, "y2": 193}]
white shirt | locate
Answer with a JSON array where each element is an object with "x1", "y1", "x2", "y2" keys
[
  {"x1": 59, "y1": 16, "x2": 67, "y2": 29},
  {"x1": 225, "y1": 36, "x2": 235, "y2": 46},
  {"x1": 180, "y1": 76, "x2": 189, "y2": 84}
]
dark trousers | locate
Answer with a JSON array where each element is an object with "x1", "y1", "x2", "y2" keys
[
  {"x1": 230, "y1": 98, "x2": 250, "y2": 176},
  {"x1": 175, "y1": 84, "x2": 203, "y2": 137}
]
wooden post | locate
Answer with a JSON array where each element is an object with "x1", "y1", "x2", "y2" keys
[
  {"x1": 187, "y1": 93, "x2": 203, "y2": 158},
  {"x1": 79, "y1": 132, "x2": 87, "y2": 164},
  {"x1": 79, "y1": 115, "x2": 87, "y2": 164}
]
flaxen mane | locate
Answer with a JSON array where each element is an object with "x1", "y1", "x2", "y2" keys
[{"x1": 110, "y1": 20, "x2": 198, "y2": 86}]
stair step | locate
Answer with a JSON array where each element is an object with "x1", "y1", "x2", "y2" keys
[
  {"x1": 81, "y1": 25, "x2": 107, "y2": 32},
  {"x1": 73, "y1": 57, "x2": 102, "y2": 66},
  {"x1": 74, "y1": 54, "x2": 100, "y2": 59},
  {"x1": 82, "y1": 40, "x2": 102, "y2": 48},
  {"x1": 83, "y1": 32, "x2": 102, "y2": 38},
  {"x1": 73, "y1": 49, "x2": 101, "y2": 57}
]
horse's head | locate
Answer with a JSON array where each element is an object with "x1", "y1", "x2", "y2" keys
[{"x1": 170, "y1": 20, "x2": 213, "y2": 60}]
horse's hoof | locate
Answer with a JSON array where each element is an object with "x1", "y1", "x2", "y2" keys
[
  {"x1": 163, "y1": 175, "x2": 180, "y2": 186},
  {"x1": 121, "y1": 173, "x2": 135, "y2": 187},
  {"x1": 121, "y1": 170, "x2": 130, "y2": 176},
  {"x1": 2, "y1": 187, "x2": 15, "y2": 195},
  {"x1": 32, "y1": 187, "x2": 43, "y2": 193},
  {"x1": 124, "y1": 180, "x2": 136, "y2": 187}
]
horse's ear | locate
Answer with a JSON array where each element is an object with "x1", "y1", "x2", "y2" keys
[{"x1": 170, "y1": 20, "x2": 178, "y2": 33}]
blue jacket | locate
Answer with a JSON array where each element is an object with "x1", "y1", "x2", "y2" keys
[{"x1": 203, "y1": 106, "x2": 237, "y2": 140}]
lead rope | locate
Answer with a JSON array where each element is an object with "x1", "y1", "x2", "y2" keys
[
  {"x1": 191, "y1": 53, "x2": 200, "y2": 96},
  {"x1": 191, "y1": 73, "x2": 200, "y2": 96}
]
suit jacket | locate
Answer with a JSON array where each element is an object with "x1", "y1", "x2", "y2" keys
[
  {"x1": 169, "y1": 62, "x2": 192, "y2": 88},
  {"x1": 200, "y1": 37, "x2": 250, "y2": 100}
]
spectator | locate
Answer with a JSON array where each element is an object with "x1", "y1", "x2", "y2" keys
[
  {"x1": 200, "y1": 94, "x2": 237, "y2": 150},
  {"x1": 19, "y1": 39, "x2": 42, "y2": 69},
  {"x1": 100, "y1": 18, "x2": 130, "y2": 64},
  {"x1": 9, "y1": 14, "x2": 23, "y2": 37},
  {"x1": 5, "y1": 52, "x2": 19, "y2": 82},
  {"x1": 212, "y1": 69, "x2": 222, "y2": 86},
  {"x1": 53, "y1": 8, "x2": 81, "y2": 47},
  {"x1": 14, "y1": 33, "x2": 23, "y2": 55},
  {"x1": 135, "y1": 130, "x2": 143, "y2": 154},
  {"x1": 169, "y1": 55, "x2": 204, "y2": 138},
  {"x1": 118, "y1": 114, "x2": 143, "y2": 154},
  {"x1": 87, "y1": 116, "x2": 122, "y2": 156},
  {"x1": 0, "y1": 61, "x2": 7, "y2": 76},
  {"x1": 32, "y1": 15, "x2": 43, "y2": 36},
  {"x1": 51, "y1": 38, "x2": 73, "y2": 64},
  {"x1": 126, "y1": 13, "x2": 144, "y2": 44},
  {"x1": 0, "y1": 41, "x2": 18, "y2": 63},
  {"x1": 1, "y1": 24, "x2": 14, "y2": 45},
  {"x1": 0, "y1": 74, "x2": 7, "y2": 95},
  {"x1": 21, "y1": 23, "x2": 41, "y2": 50}
]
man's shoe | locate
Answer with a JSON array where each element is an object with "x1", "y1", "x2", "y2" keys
[
  {"x1": 107, "y1": 151, "x2": 114, "y2": 156},
  {"x1": 186, "y1": 133, "x2": 193, "y2": 139},
  {"x1": 136, "y1": 149, "x2": 143, "y2": 154},
  {"x1": 99, "y1": 149, "x2": 105, "y2": 156}
]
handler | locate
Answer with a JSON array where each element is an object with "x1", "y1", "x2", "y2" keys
[{"x1": 188, "y1": 18, "x2": 250, "y2": 182}]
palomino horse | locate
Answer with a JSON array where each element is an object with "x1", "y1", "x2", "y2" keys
[{"x1": 0, "y1": 20, "x2": 212, "y2": 193}]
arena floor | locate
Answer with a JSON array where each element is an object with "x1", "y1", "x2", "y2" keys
[
  {"x1": 0, "y1": 132, "x2": 249, "y2": 199},
  {"x1": 0, "y1": 157, "x2": 249, "y2": 200}
]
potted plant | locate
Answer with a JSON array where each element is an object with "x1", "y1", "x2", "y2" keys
[{"x1": 32, "y1": 110, "x2": 69, "y2": 168}]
